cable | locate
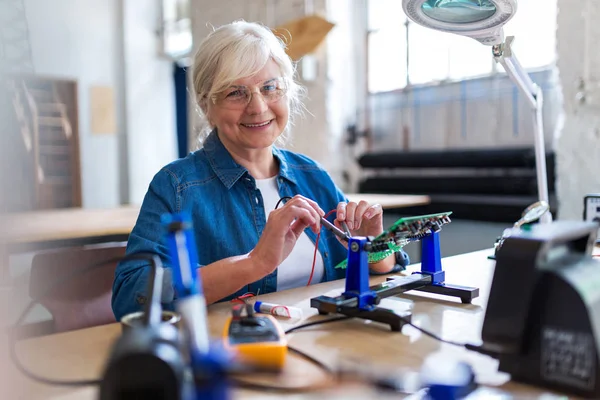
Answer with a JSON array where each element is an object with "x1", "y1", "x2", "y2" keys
[
  {"x1": 396, "y1": 316, "x2": 467, "y2": 348},
  {"x1": 307, "y1": 209, "x2": 336, "y2": 286},
  {"x1": 230, "y1": 344, "x2": 336, "y2": 393},
  {"x1": 288, "y1": 345, "x2": 333, "y2": 374},
  {"x1": 284, "y1": 316, "x2": 350, "y2": 335},
  {"x1": 285, "y1": 313, "x2": 468, "y2": 348},
  {"x1": 274, "y1": 196, "x2": 292, "y2": 210},
  {"x1": 9, "y1": 253, "x2": 160, "y2": 387},
  {"x1": 284, "y1": 311, "x2": 473, "y2": 358},
  {"x1": 274, "y1": 196, "x2": 337, "y2": 287},
  {"x1": 229, "y1": 343, "x2": 339, "y2": 392}
]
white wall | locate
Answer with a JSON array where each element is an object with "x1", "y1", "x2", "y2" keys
[
  {"x1": 123, "y1": 1, "x2": 177, "y2": 205},
  {"x1": 24, "y1": 0, "x2": 177, "y2": 208},
  {"x1": 25, "y1": 0, "x2": 122, "y2": 208},
  {"x1": 556, "y1": 0, "x2": 600, "y2": 219},
  {"x1": 326, "y1": 0, "x2": 366, "y2": 191}
]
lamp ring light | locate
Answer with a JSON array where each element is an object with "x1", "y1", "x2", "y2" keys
[{"x1": 402, "y1": 0, "x2": 517, "y2": 45}]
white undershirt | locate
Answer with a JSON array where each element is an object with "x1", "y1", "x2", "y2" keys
[{"x1": 254, "y1": 177, "x2": 325, "y2": 291}]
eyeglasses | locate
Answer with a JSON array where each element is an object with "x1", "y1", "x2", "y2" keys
[{"x1": 210, "y1": 77, "x2": 287, "y2": 109}]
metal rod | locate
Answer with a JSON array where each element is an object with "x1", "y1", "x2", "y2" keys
[
  {"x1": 532, "y1": 87, "x2": 552, "y2": 223},
  {"x1": 496, "y1": 56, "x2": 536, "y2": 108},
  {"x1": 341, "y1": 221, "x2": 351, "y2": 236},
  {"x1": 321, "y1": 217, "x2": 349, "y2": 242},
  {"x1": 143, "y1": 255, "x2": 165, "y2": 327},
  {"x1": 493, "y1": 41, "x2": 552, "y2": 222}
]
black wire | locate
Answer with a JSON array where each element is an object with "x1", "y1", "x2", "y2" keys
[
  {"x1": 234, "y1": 312, "x2": 472, "y2": 394},
  {"x1": 9, "y1": 253, "x2": 160, "y2": 387},
  {"x1": 288, "y1": 345, "x2": 333, "y2": 374},
  {"x1": 285, "y1": 313, "x2": 466, "y2": 348},
  {"x1": 284, "y1": 316, "x2": 351, "y2": 335},
  {"x1": 229, "y1": 345, "x2": 335, "y2": 393},
  {"x1": 397, "y1": 316, "x2": 467, "y2": 348},
  {"x1": 228, "y1": 317, "x2": 350, "y2": 393},
  {"x1": 274, "y1": 196, "x2": 292, "y2": 210}
]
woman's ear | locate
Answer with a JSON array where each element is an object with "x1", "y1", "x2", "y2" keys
[
  {"x1": 199, "y1": 96, "x2": 208, "y2": 115},
  {"x1": 199, "y1": 98, "x2": 213, "y2": 126}
]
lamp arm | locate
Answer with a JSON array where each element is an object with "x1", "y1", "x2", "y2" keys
[{"x1": 493, "y1": 36, "x2": 552, "y2": 223}]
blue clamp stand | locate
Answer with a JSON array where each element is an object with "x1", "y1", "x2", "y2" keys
[
  {"x1": 311, "y1": 231, "x2": 479, "y2": 331},
  {"x1": 343, "y1": 237, "x2": 378, "y2": 310},
  {"x1": 409, "y1": 231, "x2": 479, "y2": 304},
  {"x1": 421, "y1": 232, "x2": 445, "y2": 284}
]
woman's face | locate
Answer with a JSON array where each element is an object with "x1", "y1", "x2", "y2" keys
[{"x1": 207, "y1": 59, "x2": 289, "y2": 154}]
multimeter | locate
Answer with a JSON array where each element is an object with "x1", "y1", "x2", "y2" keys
[
  {"x1": 584, "y1": 194, "x2": 600, "y2": 243},
  {"x1": 222, "y1": 303, "x2": 288, "y2": 370}
]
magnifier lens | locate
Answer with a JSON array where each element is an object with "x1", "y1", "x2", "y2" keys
[{"x1": 421, "y1": 0, "x2": 497, "y2": 24}]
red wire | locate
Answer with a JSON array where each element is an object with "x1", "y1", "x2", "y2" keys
[
  {"x1": 230, "y1": 292, "x2": 256, "y2": 304},
  {"x1": 307, "y1": 209, "x2": 337, "y2": 286},
  {"x1": 271, "y1": 305, "x2": 291, "y2": 317}
]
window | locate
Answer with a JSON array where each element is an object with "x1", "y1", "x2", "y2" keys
[
  {"x1": 160, "y1": 0, "x2": 193, "y2": 62},
  {"x1": 367, "y1": 0, "x2": 558, "y2": 93},
  {"x1": 367, "y1": 0, "x2": 408, "y2": 92}
]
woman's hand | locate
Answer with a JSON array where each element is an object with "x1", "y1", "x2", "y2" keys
[
  {"x1": 249, "y1": 195, "x2": 324, "y2": 275},
  {"x1": 335, "y1": 200, "x2": 384, "y2": 239},
  {"x1": 334, "y1": 200, "x2": 395, "y2": 274}
]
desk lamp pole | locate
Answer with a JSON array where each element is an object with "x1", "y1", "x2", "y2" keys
[{"x1": 492, "y1": 36, "x2": 552, "y2": 223}]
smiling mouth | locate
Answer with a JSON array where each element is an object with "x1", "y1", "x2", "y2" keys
[{"x1": 241, "y1": 120, "x2": 272, "y2": 128}]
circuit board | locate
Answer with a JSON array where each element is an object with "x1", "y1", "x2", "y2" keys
[
  {"x1": 372, "y1": 211, "x2": 452, "y2": 245},
  {"x1": 335, "y1": 212, "x2": 452, "y2": 269}
]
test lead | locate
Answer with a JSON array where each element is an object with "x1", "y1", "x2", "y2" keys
[{"x1": 320, "y1": 216, "x2": 349, "y2": 242}]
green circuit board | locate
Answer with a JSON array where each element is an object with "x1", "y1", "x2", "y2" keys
[{"x1": 335, "y1": 211, "x2": 452, "y2": 269}]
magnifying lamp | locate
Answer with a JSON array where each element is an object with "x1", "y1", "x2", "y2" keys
[{"x1": 402, "y1": 0, "x2": 552, "y2": 223}]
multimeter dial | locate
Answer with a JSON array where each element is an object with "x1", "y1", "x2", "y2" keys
[{"x1": 228, "y1": 317, "x2": 280, "y2": 344}]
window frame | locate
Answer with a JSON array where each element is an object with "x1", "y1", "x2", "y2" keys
[{"x1": 366, "y1": 0, "x2": 557, "y2": 94}]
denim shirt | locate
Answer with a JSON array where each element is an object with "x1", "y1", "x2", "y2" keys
[
  {"x1": 112, "y1": 131, "x2": 409, "y2": 321},
  {"x1": 112, "y1": 131, "x2": 349, "y2": 320}
]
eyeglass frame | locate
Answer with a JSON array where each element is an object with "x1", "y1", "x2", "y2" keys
[{"x1": 209, "y1": 77, "x2": 288, "y2": 109}]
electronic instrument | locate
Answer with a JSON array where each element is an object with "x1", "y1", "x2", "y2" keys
[
  {"x1": 222, "y1": 302, "x2": 288, "y2": 371},
  {"x1": 584, "y1": 194, "x2": 600, "y2": 242},
  {"x1": 479, "y1": 220, "x2": 600, "y2": 398}
]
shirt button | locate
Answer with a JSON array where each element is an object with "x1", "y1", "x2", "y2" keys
[
  {"x1": 324, "y1": 252, "x2": 329, "y2": 258},
  {"x1": 136, "y1": 294, "x2": 147, "y2": 305}
]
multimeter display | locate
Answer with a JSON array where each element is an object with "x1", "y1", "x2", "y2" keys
[{"x1": 228, "y1": 317, "x2": 281, "y2": 344}]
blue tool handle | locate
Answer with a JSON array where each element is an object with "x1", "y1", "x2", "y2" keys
[{"x1": 162, "y1": 212, "x2": 202, "y2": 296}]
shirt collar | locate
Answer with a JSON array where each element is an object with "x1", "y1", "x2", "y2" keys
[{"x1": 203, "y1": 129, "x2": 298, "y2": 189}]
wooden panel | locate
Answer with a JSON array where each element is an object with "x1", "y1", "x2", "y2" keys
[
  {"x1": 7, "y1": 75, "x2": 82, "y2": 210},
  {"x1": 89, "y1": 86, "x2": 116, "y2": 135}
]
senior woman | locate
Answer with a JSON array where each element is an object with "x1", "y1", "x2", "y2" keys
[{"x1": 111, "y1": 21, "x2": 408, "y2": 320}]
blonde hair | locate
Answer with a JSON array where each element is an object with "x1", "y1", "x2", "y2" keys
[{"x1": 192, "y1": 20, "x2": 305, "y2": 145}]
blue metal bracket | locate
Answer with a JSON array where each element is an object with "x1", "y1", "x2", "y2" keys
[
  {"x1": 343, "y1": 237, "x2": 378, "y2": 310},
  {"x1": 419, "y1": 231, "x2": 445, "y2": 285},
  {"x1": 311, "y1": 227, "x2": 479, "y2": 329}
]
